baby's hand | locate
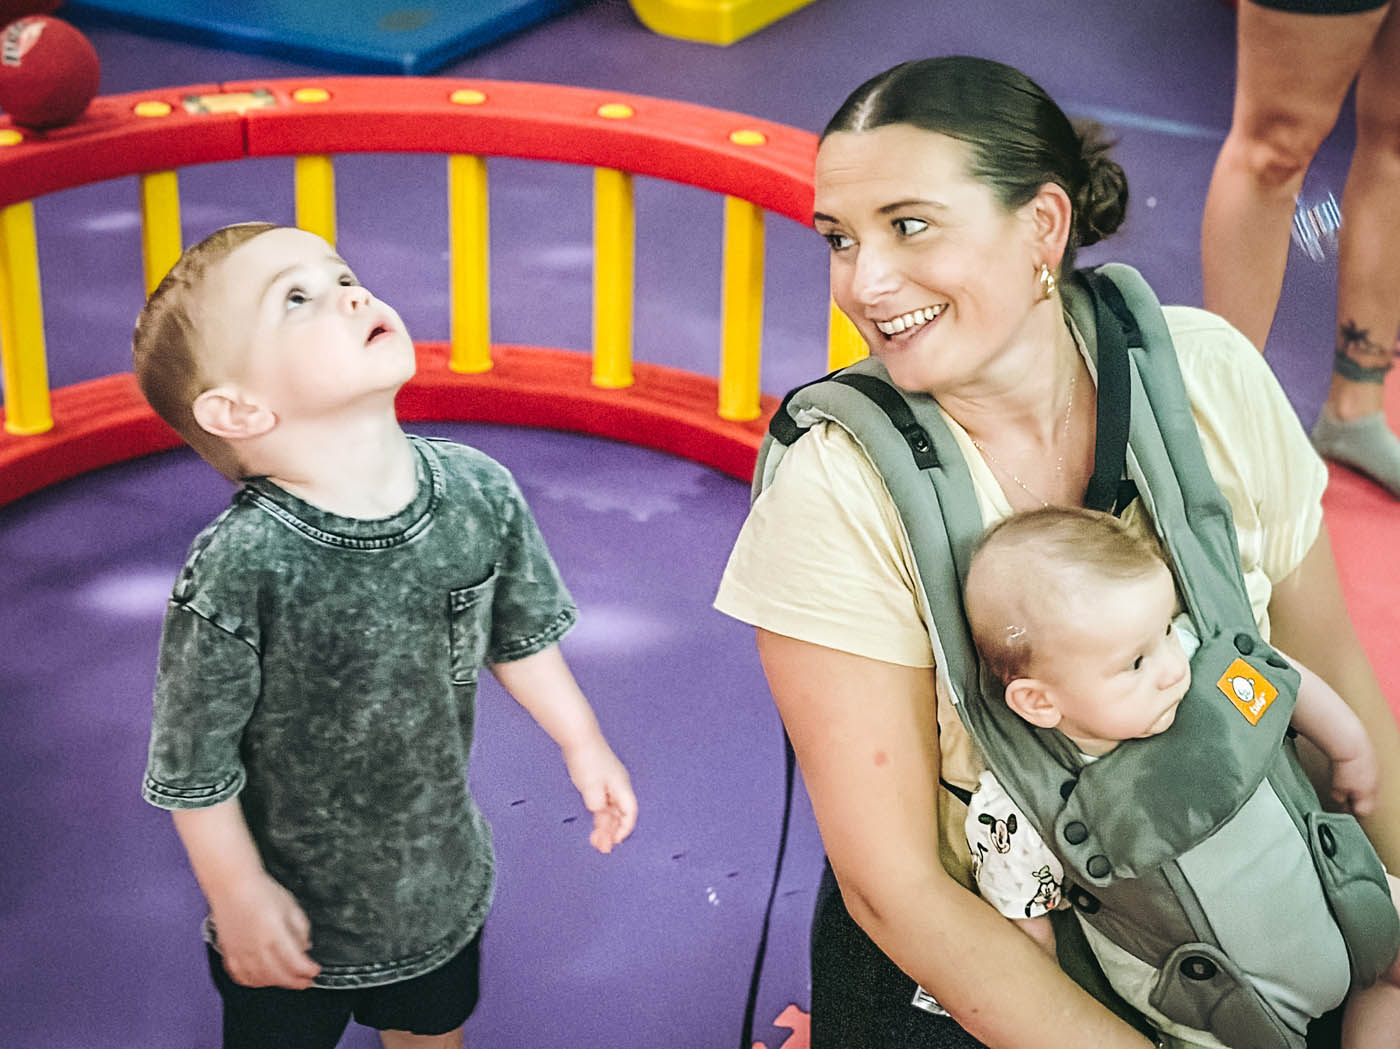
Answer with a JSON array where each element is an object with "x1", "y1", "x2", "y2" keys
[
  {"x1": 209, "y1": 872, "x2": 322, "y2": 989},
  {"x1": 1330, "y1": 745, "x2": 1380, "y2": 817},
  {"x1": 563, "y1": 737, "x2": 638, "y2": 854}
]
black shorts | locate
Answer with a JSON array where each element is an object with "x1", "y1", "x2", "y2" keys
[
  {"x1": 1244, "y1": 0, "x2": 1389, "y2": 13},
  {"x1": 207, "y1": 928, "x2": 483, "y2": 1049}
]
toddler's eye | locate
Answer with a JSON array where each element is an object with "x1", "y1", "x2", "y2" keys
[
  {"x1": 286, "y1": 288, "x2": 309, "y2": 308},
  {"x1": 338, "y1": 272, "x2": 358, "y2": 287},
  {"x1": 892, "y1": 217, "x2": 928, "y2": 237}
]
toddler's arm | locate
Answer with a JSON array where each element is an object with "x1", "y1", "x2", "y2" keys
[
  {"x1": 171, "y1": 799, "x2": 322, "y2": 989},
  {"x1": 1287, "y1": 653, "x2": 1379, "y2": 816},
  {"x1": 490, "y1": 643, "x2": 637, "y2": 853}
]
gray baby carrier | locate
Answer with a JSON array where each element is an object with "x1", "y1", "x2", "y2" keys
[{"x1": 754, "y1": 265, "x2": 1399, "y2": 1049}]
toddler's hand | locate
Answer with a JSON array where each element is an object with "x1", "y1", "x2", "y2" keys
[
  {"x1": 563, "y1": 737, "x2": 637, "y2": 853},
  {"x1": 210, "y1": 872, "x2": 322, "y2": 989},
  {"x1": 1330, "y1": 745, "x2": 1380, "y2": 817}
]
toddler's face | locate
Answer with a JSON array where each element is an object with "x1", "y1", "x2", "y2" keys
[
  {"x1": 1034, "y1": 563, "x2": 1191, "y2": 754},
  {"x1": 200, "y1": 227, "x2": 416, "y2": 420}
]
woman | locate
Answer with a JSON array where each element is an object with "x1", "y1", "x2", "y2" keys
[
  {"x1": 716, "y1": 57, "x2": 1400, "y2": 1049},
  {"x1": 1202, "y1": 0, "x2": 1400, "y2": 496}
]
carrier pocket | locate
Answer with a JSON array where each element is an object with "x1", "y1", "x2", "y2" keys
[
  {"x1": 448, "y1": 573, "x2": 497, "y2": 685},
  {"x1": 1307, "y1": 810, "x2": 1400, "y2": 988},
  {"x1": 1149, "y1": 942, "x2": 1299, "y2": 1049}
]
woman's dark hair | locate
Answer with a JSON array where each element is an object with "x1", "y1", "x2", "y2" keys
[{"x1": 822, "y1": 56, "x2": 1127, "y2": 275}]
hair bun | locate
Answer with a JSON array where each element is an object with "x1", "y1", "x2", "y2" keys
[{"x1": 1073, "y1": 122, "x2": 1128, "y2": 247}]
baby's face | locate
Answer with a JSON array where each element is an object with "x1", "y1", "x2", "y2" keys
[
  {"x1": 199, "y1": 227, "x2": 416, "y2": 420},
  {"x1": 1035, "y1": 563, "x2": 1191, "y2": 754}
]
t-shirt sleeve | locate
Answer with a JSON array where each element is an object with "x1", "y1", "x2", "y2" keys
[
  {"x1": 482, "y1": 469, "x2": 577, "y2": 664},
  {"x1": 965, "y1": 771, "x2": 1065, "y2": 919},
  {"x1": 714, "y1": 422, "x2": 935, "y2": 668},
  {"x1": 142, "y1": 603, "x2": 259, "y2": 810},
  {"x1": 1167, "y1": 307, "x2": 1328, "y2": 587}
]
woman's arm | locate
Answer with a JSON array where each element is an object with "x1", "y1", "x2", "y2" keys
[
  {"x1": 1267, "y1": 525, "x2": 1400, "y2": 866},
  {"x1": 757, "y1": 629, "x2": 1154, "y2": 1049}
]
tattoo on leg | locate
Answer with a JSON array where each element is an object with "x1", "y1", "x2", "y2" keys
[{"x1": 1334, "y1": 321, "x2": 1395, "y2": 384}]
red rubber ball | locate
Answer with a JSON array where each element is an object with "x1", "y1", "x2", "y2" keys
[{"x1": 0, "y1": 15, "x2": 100, "y2": 130}]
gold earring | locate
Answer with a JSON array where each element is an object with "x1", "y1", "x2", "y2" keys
[{"x1": 1037, "y1": 263, "x2": 1057, "y2": 302}]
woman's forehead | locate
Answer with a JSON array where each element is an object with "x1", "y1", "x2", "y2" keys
[{"x1": 814, "y1": 127, "x2": 975, "y2": 209}]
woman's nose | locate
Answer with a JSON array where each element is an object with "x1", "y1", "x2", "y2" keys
[{"x1": 849, "y1": 247, "x2": 901, "y2": 305}]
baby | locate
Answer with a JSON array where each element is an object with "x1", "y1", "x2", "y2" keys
[
  {"x1": 962, "y1": 506, "x2": 1399, "y2": 1049},
  {"x1": 133, "y1": 222, "x2": 637, "y2": 1049}
]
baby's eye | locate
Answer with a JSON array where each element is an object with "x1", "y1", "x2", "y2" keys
[
  {"x1": 1131, "y1": 655, "x2": 1144, "y2": 671},
  {"x1": 821, "y1": 230, "x2": 854, "y2": 252},
  {"x1": 1165, "y1": 621, "x2": 1175, "y2": 636},
  {"x1": 892, "y1": 217, "x2": 928, "y2": 237}
]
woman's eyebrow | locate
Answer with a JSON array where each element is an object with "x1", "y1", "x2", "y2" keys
[{"x1": 878, "y1": 198, "x2": 946, "y2": 214}]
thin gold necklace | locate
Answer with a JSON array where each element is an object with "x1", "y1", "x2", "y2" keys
[{"x1": 972, "y1": 368, "x2": 1078, "y2": 508}]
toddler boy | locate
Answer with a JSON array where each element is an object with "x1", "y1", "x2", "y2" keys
[{"x1": 134, "y1": 223, "x2": 637, "y2": 1049}]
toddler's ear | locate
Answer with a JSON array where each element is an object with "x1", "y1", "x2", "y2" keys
[
  {"x1": 1004, "y1": 678, "x2": 1062, "y2": 730},
  {"x1": 192, "y1": 386, "x2": 276, "y2": 441}
]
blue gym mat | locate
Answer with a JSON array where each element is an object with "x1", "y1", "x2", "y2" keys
[{"x1": 64, "y1": 0, "x2": 588, "y2": 74}]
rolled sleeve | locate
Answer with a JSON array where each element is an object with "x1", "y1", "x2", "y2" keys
[{"x1": 142, "y1": 604, "x2": 259, "y2": 810}]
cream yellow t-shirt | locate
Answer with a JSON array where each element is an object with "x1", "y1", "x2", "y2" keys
[{"x1": 714, "y1": 305, "x2": 1328, "y2": 888}]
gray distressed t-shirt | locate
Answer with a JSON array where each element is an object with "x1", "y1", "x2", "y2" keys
[{"x1": 143, "y1": 435, "x2": 576, "y2": 987}]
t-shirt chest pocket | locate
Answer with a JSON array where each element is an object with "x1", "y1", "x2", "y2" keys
[{"x1": 447, "y1": 571, "x2": 497, "y2": 685}]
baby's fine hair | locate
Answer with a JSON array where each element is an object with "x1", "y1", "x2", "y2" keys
[
  {"x1": 965, "y1": 506, "x2": 1169, "y2": 683},
  {"x1": 132, "y1": 222, "x2": 279, "y2": 481}
]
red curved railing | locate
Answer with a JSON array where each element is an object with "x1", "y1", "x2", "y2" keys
[{"x1": 0, "y1": 78, "x2": 824, "y2": 505}]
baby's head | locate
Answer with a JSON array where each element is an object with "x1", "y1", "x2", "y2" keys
[
  {"x1": 133, "y1": 223, "x2": 413, "y2": 481},
  {"x1": 964, "y1": 507, "x2": 1191, "y2": 756}
]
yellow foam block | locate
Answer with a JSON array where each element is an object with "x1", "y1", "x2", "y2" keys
[{"x1": 628, "y1": 0, "x2": 818, "y2": 45}]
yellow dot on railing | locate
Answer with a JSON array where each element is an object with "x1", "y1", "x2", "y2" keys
[
  {"x1": 0, "y1": 129, "x2": 23, "y2": 146},
  {"x1": 596, "y1": 103, "x2": 634, "y2": 120},
  {"x1": 133, "y1": 100, "x2": 172, "y2": 118},
  {"x1": 292, "y1": 88, "x2": 331, "y2": 104},
  {"x1": 450, "y1": 89, "x2": 487, "y2": 105},
  {"x1": 729, "y1": 129, "x2": 767, "y2": 147}
]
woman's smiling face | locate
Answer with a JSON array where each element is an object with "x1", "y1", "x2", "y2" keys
[{"x1": 814, "y1": 124, "x2": 1045, "y2": 395}]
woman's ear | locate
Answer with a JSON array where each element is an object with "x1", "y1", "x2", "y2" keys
[
  {"x1": 1004, "y1": 677, "x2": 1062, "y2": 730},
  {"x1": 191, "y1": 386, "x2": 276, "y2": 441},
  {"x1": 1024, "y1": 181, "x2": 1073, "y2": 268}
]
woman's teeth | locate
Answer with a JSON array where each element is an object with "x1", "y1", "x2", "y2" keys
[{"x1": 875, "y1": 304, "x2": 945, "y2": 336}]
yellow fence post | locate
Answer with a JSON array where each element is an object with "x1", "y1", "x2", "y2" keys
[
  {"x1": 140, "y1": 170, "x2": 183, "y2": 295},
  {"x1": 718, "y1": 195, "x2": 764, "y2": 421},
  {"x1": 295, "y1": 155, "x2": 337, "y2": 247},
  {"x1": 447, "y1": 154, "x2": 492, "y2": 374},
  {"x1": 592, "y1": 167, "x2": 634, "y2": 389},
  {"x1": 0, "y1": 201, "x2": 53, "y2": 435},
  {"x1": 826, "y1": 298, "x2": 867, "y2": 370}
]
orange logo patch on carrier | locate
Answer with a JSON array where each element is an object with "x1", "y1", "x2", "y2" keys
[{"x1": 1216, "y1": 658, "x2": 1279, "y2": 725}]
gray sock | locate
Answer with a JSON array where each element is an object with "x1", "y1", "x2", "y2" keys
[{"x1": 1310, "y1": 411, "x2": 1400, "y2": 497}]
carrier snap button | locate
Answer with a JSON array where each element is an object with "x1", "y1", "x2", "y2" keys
[
  {"x1": 1233, "y1": 633, "x2": 1254, "y2": 655},
  {"x1": 1181, "y1": 956, "x2": 1217, "y2": 981},
  {"x1": 1069, "y1": 887, "x2": 1100, "y2": 914},
  {"x1": 1266, "y1": 652, "x2": 1290, "y2": 669},
  {"x1": 1319, "y1": 824, "x2": 1337, "y2": 858},
  {"x1": 1059, "y1": 779, "x2": 1076, "y2": 800},
  {"x1": 1087, "y1": 855, "x2": 1111, "y2": 879},
  {"x1": 1063, "y1": 821, "x2": 1088, "y2": 845},
  {"x1": 910, "y1": 434, "x2": 930, "y2": 453}
]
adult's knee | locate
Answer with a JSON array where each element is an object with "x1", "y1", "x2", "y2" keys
[{"x1": 1228, "y1": 115, "x2": 1331, "y2": 191}]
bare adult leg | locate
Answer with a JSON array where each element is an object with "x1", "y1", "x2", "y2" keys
[
  {"x1": 1312, "y1": 2, "x2": 1400, "y2": 495},
  {"x1": 1201, "y1": 1, "x2": 1388, "y2": 350}
]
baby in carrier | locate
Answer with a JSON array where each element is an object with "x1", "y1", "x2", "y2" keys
[{"x1": 961, "y1": 506, "x2": 1400, "y2": 1049}]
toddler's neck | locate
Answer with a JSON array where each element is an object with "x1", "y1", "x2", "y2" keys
[{"x1": 256, "y1": 418, "x2": 419, "y2": 520}]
